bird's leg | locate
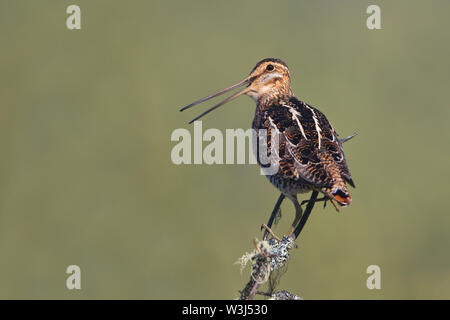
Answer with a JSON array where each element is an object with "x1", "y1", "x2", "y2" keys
[
  {"x1": 262, "y1": 193, "x2": 285, "y2": 240},
  {"x1": 292, "y1": 191, "x2": 319, "y2": 240},
  {"x1": 287, "y1": 197, "x2": 302, "y2": 236},
  {"x1": 301, "y1": 196, "x2": 339, "y2": 212},
  {"x1": 301, "y1": 196, "x2": 326, "y2": 207}
]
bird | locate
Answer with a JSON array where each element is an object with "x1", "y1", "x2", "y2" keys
[{"x1": 180, "y1": 58, "x2": 355, "y2": 240}]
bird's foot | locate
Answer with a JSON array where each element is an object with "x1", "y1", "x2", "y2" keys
[
  {"x1": 261, "y1": 223, "x2": 282, "y2": 242},
  {"x1": 329, "y1": 199, "x2": 340, "y2": 212},
  {"x1": 301, "y1": 197, "x2": 340, "y2": 212}
]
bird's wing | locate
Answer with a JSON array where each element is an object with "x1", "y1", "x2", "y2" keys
[
  {"x1": 263, "y1": 98, "x2": 354, "y2": 188},
  {"x1": 312, "y1": 105, "x2": 355, "y2": 187}
]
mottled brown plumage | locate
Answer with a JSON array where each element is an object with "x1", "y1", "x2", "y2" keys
[
  {"x1": 181, "y1": 58, "x2": 354, "y2": 238},
  {"x1": 254, "y1": 95, "x2": 354, "y2": 206}
]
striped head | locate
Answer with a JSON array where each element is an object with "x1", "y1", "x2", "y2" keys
[{"x1": 245, "y1": 58, "x2": 292, "y2": 103}]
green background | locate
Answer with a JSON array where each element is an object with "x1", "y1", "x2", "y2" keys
[{"x1": 1, "y1": 0, "x2": 449, "y2": 299}]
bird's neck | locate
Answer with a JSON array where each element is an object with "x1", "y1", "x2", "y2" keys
[
  {"x1": 256, "y1": 90, "x2": 294, "y2": 109},
  {"x1": 252, "y1": 91, "x2": 294, "y2": 130}
]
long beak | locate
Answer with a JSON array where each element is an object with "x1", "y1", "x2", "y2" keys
[{"x1": 180, "y1": 77, "x2": 251, "y2": 124}]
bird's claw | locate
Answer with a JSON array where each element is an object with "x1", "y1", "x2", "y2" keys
[
  {"x1": 261, "y1": 223, "x2": 282, "y2": 242},
  {"x1": 301, "y1": 196, "x2": 339, "y2": 212}
]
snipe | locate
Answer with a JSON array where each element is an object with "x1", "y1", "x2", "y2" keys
[{"x1": 180, "y1": 58, "x2": 355, "y2": 240}]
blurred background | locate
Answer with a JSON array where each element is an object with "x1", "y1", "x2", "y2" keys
[{"x1": 1, "y1": 0, "x2": 449, "y2": 299}]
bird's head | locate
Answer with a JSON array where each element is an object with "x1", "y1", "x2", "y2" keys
[
  {"x1": 245, "y1": 58, "x2": 292, "y2": 102},
  {"x1": 180, "y1": 58, "x2": 292, "y2": 123}
]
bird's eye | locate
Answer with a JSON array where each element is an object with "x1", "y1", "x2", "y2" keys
[{"x1": 266, "y1": 64, "x2": 274, "y2": 71}]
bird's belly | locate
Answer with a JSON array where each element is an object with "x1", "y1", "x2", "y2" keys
[{"x1": 266, "y1": 174, "x2": 312, "y2": 196}]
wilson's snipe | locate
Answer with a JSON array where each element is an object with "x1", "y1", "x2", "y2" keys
[{"x1": 181, "y1": 58, "x2": 355, "y2": 240}]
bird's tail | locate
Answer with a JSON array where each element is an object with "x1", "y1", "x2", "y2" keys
[
  {"x1": 324, "y1": 183, "x2": 352, "y2": 206},
  {"x1": 317, "y1": 152, "x2": 353, "y2": 206}
]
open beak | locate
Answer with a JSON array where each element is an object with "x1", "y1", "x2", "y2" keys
[{"x1": 180, "y1": 76, "x2": 252, "y2": 124}]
